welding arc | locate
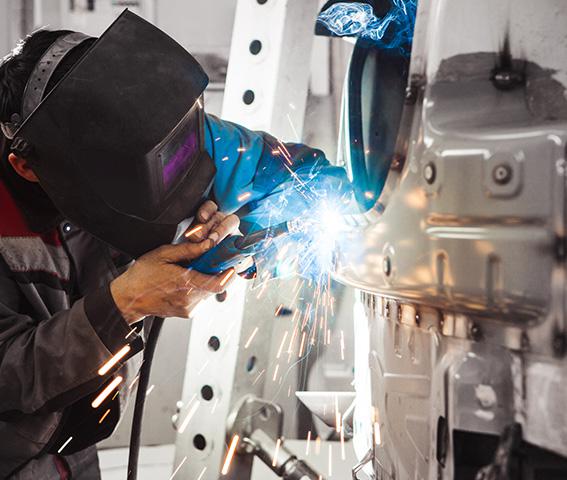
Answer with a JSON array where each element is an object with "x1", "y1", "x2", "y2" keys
[{"x1": 127, "y1": 316, "x2": 165, "y2": 480}]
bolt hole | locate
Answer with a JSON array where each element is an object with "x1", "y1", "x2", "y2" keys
[
  {"x1": 243, "y1": 89, "x2": 255, "y2": 105},
  {"x1": 260, "y1": 406, "x2": 271, "y2": 421},
  {"x1": 257, "y1": 0, "x2": 268, "y2": 4},
  {"x1": 193, "y1": 434, "x2": 207, "y2": 451},
  {"x1": 208, "y1": 336, "x2": 221, "y2": 351},
  {"x1": 249, "y1": 40, "x2": 262, "y2": 55},
  {"x1": 200, "y1": 385, "x2": 214, "y2": 401},
  {"x1": 246, "y1": 356, "x2": 257, "y2": 373}
]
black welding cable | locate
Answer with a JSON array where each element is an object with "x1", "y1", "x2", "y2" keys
[{"x1": 127, "y1": 316, "x2": 165, "y2": 480}]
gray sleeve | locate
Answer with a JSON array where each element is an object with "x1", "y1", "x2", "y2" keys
[{"x1": 0, "y1": 271, "x2": 143, "y2": 415}]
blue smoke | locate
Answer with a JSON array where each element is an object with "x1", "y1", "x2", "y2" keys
[{"x1": 317, "y1": 0, "x2": 417, "y2": 54}]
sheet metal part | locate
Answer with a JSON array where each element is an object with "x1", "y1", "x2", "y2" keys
[{"x1": 333, "y1": 0, "x2": 567, "y2": 478}]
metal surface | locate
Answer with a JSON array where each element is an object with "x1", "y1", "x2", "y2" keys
[
  {"x1": 333, "y1": 0, "x2": 567, "y2": 478},
  {"x1": 295, "y1": 391, "x2": 355, "y2": 429},
  {"x1": 174, "y1": 1, "x2": 319, "y2": 477},
  {"x1": 221, "y1": 0, "x2": 319, "y2": 142},
  {"x1": 227, "y1": 395, "x2": 322, "y2": 480}
]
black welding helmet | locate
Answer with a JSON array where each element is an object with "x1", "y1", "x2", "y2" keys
[{"x1": 2, "y1": 10, "x2": 216, "y2": 257}]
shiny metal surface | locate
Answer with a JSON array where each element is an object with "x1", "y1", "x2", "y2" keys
[{"x1": 334, "y1": 0, "x2": 567, "y2": 478}]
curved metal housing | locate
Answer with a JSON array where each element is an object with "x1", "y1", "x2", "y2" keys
[{"x1": 333, "y1": 0, "x2": 567, "y2": 478}]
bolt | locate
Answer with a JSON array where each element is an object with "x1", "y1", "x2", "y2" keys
[
  {"x1": 383, "y1": 256, "x2": 392, "y2": 276},
  {"x1": 470, "y1": 323, "x2": 482, "y2": 342},
  {"x1": 423, "y1": 162, "x2": 436, "y2": 184},
  {"x1": 492, "y1": 163, "x2": 512, "y2": 185},
  {"x1": 491, "y1": 69, "x2": 525, "y2": 91}
]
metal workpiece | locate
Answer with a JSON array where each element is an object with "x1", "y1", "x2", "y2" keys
[
  {"x1": 334, "y1": 0, "x2": 567, "y2": 478},
  {"x1": 246, "y1": 429, "x2": 322, "y2": 480},
  {"x1": 227, "y1": 396, "x2": 322, "y2": 480}
]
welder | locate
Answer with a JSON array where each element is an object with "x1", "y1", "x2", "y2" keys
[{"x1": 0, "y1": 11, "x2": 352, "y2": 480}]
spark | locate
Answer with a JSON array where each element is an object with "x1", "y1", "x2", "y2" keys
[
  {"x1": 276, "y1": 331, "x2": 288, "y2": 358},
  {"x1": 274, "y1": 304, "x2": 284, "y2": 316},
  {"x1": 196, "y1": 98, "x2": 203, "y2": 109},
  {"x1": 128, "y1": 375, "x2": 140, "y2": 390},
  {"x1": 252, "y1": 369, "x2": 266, "y2": 385},
  {"x1": 364, "y1": 191, "x2": 374, "y2": 199},
  {"x1": 237, "y1": 191, "x2": 252, "y2": 202},
  {"x1": 340, "y1": 428, "x2": 346, "y2": 460},
  {"x1": 272, "y1": 438, "x2": 282, "y2": 467},
  {"x1": 315, "y1": 436, "x2": 321, "y2": 455},
  {"x1": 221, "y1": 435, "x2": 240, "y2": 475},
  {"x1": 272, "y1": 364, "x2": 280, "y2": 382},
  {"x1": 99, "y1": 408, "x2": 111, "y2": 424},
  {"x1": 196, "y1": 467, "x2": 207, "y2": 480},
  {"x1": 168, "y1": 456, "x2": 187, "y2": 480},
  {"x1": 374, "y1": 421, "x2": 382, "y2": 445},
  {"x1": 328, "y1": 444, "x2": 333, "y2": 476},
  {"x1": 178, "y1": 400, "x2": 201, "y2": 434},
  {"x1": 220, "y1": 269, "x2": 235, "y2": 287},
  {"x1": 215, "y1": 137, "x2": 221, "y2": 142},
  {"x1": 237, "y1": 146, "x2": 246, "y2": 152},
  {"x1": 211, "y1": 398, "x2": 219, "y2": 414},
  {"x1": 184, "y1": 225, "x2": 204, "y2": 238},
  {"x1": 286, "y1": 113, "x2": 300, "y2": 140},
  {"x1": 125, "y1": 328, "x2": 137, "y2": 339},
  {"x1": 287, "y1": 324, "x2": 298, "y2": 354},
  {"x1": 306, "y1": 431, "x2": 312, "y2": 455},
  {"x1": 197, "y1": 359, "x2": 210, "y2": 375},
  {"x1": 298, "y1": 331, "x2": 307, "y2": 357},
  {"x1": 57, "y1": 436, "x2": 73, "y2": 454},
  {"x1": 244, "y1": 327, "x2": 258, "y2": 349},
  {"x1": 98, "y1": 345, "x2": 131, "y2": 376},
  {"x1": 146, "y1": 384, "x2": 155, "y2": 396},
  {"x1": 222, "y1": 155, "x2": 229, "y2": 161},
  {"x1": 92, "y1": 376, "x2": 123, "y2": 408}
]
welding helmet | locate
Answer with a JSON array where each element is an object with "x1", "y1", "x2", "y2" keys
[{"x1": 1, "y1": 10, "x2": 216, "y2": 257}]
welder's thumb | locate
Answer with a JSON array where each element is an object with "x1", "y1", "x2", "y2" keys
[{"x1": 159, "y1": 240, "x2": 215, "y2": 263}]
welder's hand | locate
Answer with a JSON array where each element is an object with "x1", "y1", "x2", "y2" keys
[
  {"x1": 185, "y1": 200, "x2": 240, "y2": 245},
  {"x1": 110, "y1": 240, "x2": 235, "y2": 324}
]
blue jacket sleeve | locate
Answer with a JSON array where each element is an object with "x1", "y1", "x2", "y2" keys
[{"x1": 204, "y1": 114, "x2": 354, "y2": 235}]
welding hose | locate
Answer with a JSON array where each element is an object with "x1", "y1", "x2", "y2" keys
[{"x1": 127, "y1": 316, "x2": 165, "y2": 480}]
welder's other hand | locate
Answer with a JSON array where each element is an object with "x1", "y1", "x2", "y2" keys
[
  {"x1": 110, "y1": 240, "x2": 235, "y2": 324},
  {"x1": 185, "y1": 200, "x2": 239, "y2": 245}
]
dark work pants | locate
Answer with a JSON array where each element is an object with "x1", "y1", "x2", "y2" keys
[{"x1": 9, "y1": 446, "x2": 101, "y2": 480}]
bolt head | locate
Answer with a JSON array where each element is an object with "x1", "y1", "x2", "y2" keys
[
  {"x1": 492, "y1": 163, "x2": 512, "y2": 185},
  {"x1": 423, "y1": 162, "x2": 436, "y2": 184}
]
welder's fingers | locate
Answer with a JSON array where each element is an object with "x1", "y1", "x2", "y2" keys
[
  {"x1": 196, "y1": 200, "x2": 218, "y2": 223},
  {"x1": 187, "y1": 268, "x2": 236, "y2": 294},
  {"x1": 158, "y1": 239, "x2": 214, "y2": 263},
  {"x1": 184, "y1": 211, "x2": 225, "y2": 243},
  {"x1": 208, "y1": 214, "x2": 240, "y2": 244}
]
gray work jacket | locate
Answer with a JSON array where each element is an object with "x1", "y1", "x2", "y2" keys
[{"x1": 0, "y1": 179, "x2": 143, "y2": 478}]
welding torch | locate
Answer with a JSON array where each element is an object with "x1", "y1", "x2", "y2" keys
[{"x1": 184, "y1": 218, "x2": 304, "y2": 276}]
